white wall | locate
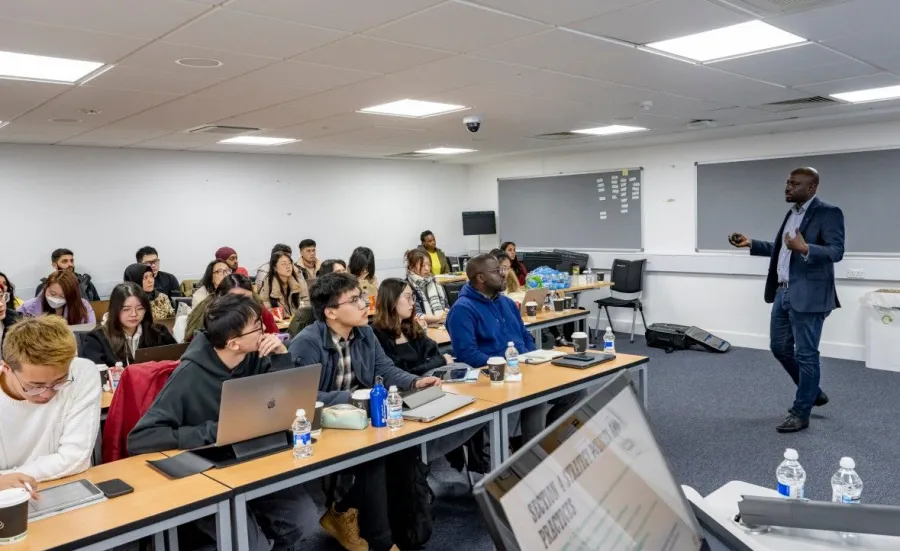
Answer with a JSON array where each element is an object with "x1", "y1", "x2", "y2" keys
[
  {"x1": 1, "y1": 144, "x2": 469, "y2": 297},
  {"x1": 468, "y1": 119, "x2": 900, "y2": 361}
]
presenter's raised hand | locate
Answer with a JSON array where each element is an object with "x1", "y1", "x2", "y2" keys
[{"x1": 728, "y1": 232, "x2": 751, "y2": 248}]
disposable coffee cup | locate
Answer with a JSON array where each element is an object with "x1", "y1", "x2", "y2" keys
[
  {"x1": 350, "y1": 389, "x2": 371, "y2": 418},
  {"x1": 0, "y1": 488, "x2": 29, "y2": 545},
  {"x1": 572, "y1": 332, "x2": 589, "y2": 354},
  {"x1": 487, "y1": 357, "x2": 506, "y2": 385},
  {"x1": 552, "y1": 298, "x2": 565, "y2": 312},
  {"x1": 564, "y1": 296, "x2": 574, "y2": 310},
  {"x1": 525, "y1": 301, "x2": 538, "y2": 317},
  {"x1": 311, "y1": 401, "x2": 324, "y2": 436},
  {"x1": 96, "y1": 364, "x2": 109, "y2": 388}
]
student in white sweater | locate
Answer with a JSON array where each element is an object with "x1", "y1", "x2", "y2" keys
[{"x1": 0, "y1": 316, "x2": 101, "y2": 492}]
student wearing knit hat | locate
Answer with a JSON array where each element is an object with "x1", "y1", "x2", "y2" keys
[{"x1": 215, "y1": 246, "x2": 249, "y2": 277}]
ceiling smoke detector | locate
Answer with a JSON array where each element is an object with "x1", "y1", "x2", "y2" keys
[{"x1": 176, "y1": 57, "x2": 223, "y2": 68}]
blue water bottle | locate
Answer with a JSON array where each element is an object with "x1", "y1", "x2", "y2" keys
[{"x1": 369, "y1": 376, "x2": 388, "y2": 428}]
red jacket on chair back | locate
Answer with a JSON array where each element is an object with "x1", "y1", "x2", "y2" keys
[{"x1": 102, "y1": 360, "x2": 179, "y2": 463}]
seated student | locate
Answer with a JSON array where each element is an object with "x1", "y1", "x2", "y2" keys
[
  {"x1": 0, "y1": 316, "x2": 102, "y2": 482},
  {"x1": 500, "y1": 241, "x2": 527, "y2": 286},
  {"x1": 258, "y1": 251, "x2": 309, "y2": 319},
  {"x1": 445, "y1": 254, "x2": 583, "y2": 445},
  {"x1": 192, "y1": 260, "x2": 231, "y2": 307},
  {"x1": 0, "y1": 271, "x2": 23, "y2": 309},
  {"x1": 349, "y1": 246, "x2": 378, "y2": 297},
  {"x1": 19, "y1": 270, "x2": 96, "y2": 325},
  {"x1": 318, "y1": 259, "x2": 346, "y2": 276},
  {"x1": 81, "y1": 282, "x2": 176, "y2": 367},
  {"x1": 128, "y1": 294, "x2": 316, "y2": 550},
  {"x1": 136, "y1": 246, "x2": 182, "y2": 299},
  {"x1": 289, "y1": 273, "x2": 441, "y2": 551},
  {"x1": 255, "y1": 243, "x2": 292, "y2": 288},
  {"x1": 373, "y1": 278, "x2": 452, "y2": 375},
  {"x1": 405, "y1": 249, "x2": 449, "y2": 326},
  {"x1": 185, "y1": 274, "x2": 278, "y2": 342},
  {"x1": 0, "y1": 280, "x2": 21, "y2": 359},
  {"x1": 296, "y1": 239, "x2": 321, "y2": 281},
  {"x1": 34, "y1": 248, "x2": 100, "y2": 301},
  {"x1": 124, "y1": 263, "x2": 175, "y2": 321},
  {"x1": 417, "y1": 230, "x2": 451, "y2": 275},
  {"x1": 493, "y1": 250, "x2": 521, "y2": 294},
  {"x1": 215, "y1": 246, "x2": 249, "y2": 278}
]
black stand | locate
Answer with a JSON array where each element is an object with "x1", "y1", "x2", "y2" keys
[{"x1": 192, "y1": 431, "x2": 292, "y2": 468}]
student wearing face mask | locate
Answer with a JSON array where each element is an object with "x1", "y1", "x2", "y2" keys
[
  {"x1": 81, "y1": 283, "x2": 176, "y2": 367},
  {"x1": 18, "y1": 270, "x2": 95, "y2": 326},
  {"x1": 128, "y1": 294, "x2": 316, "y2": 550},
  {"x1": 34, "y1": 248, "x2": 100, "y2": 302},
  {"x1": 123, "y1": 263, "x2": 175, "y2": 321}
]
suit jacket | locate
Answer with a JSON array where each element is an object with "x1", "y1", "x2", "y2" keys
[{"x1": 749, "y1": 197, "x2": 844, "y2": 313}]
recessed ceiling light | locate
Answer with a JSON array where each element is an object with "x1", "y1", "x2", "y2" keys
[
  {"x1": 0, "y1": 122, "x2": 8, "y2": 130},
  {"x1": 645, "y1": 21, "x2": 805, "y2": 63},
  {"x1": 416, "y1": 147, "x2": 476, "y2": 155},
  {"x1": 79, "y1": 108, "x2": 102, "y2": 115},
  {"x1": 217, "y1": 136, "x2": 297, "y2": 146},
  {"x1": 48, "y1": 118, "x2": 82, "y2": 124},
  {"x1": 831, "y1": 85, "x2": 900, "y2": 104},
  {"x1": 571, "y1": 125, "x2": 648, "y2": 136},
  {"x1": 176, "y1": 57, "x2": 223, "y2": 68},
  {"x1": 0, "y1": 50, "x2": 105, "y2": 84},
  {"x1": 358, "y1": 99, "x2": 469, "y2": 119}
]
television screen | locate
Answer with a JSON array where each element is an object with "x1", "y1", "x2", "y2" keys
[{"x1": 463, "y1": 211, "x2": 497, "y2": 236}]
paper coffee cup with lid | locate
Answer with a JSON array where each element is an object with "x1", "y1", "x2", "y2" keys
[{"x1": 0, "y1": 487, "x2": 29, "y2": 545}]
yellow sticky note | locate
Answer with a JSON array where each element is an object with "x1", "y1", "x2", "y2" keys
[{"x1": 622, "y1": 169, "x2": 629, "y2": 176}]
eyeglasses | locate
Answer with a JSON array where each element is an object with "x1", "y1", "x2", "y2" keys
[
  {"x1": 235, "y1": 321, "x2": 263, "y2": 339},
  {"x1": 480, "y1": 268, "x2": 503, "y2": 276},
  {"x1": 332, "y1": 294, "x2": 368, "y2": 310},
  {"x1": 142, "y1": 259, "x2": 160, "y2": 267},
  {"x1": 213, "y1": 268, "x2": 232, "y2": 277},
  {"x1": 499, "y1": 266, "x2": 510, "y2": 275},
  {"x1": 121, "y1": 306, "x2": 146, "y2": 316},
  {"x1": 400, "y1": 292, "x2": 415, "y2": 303},
  {"x1": 8, "y1": 368, "x2": 73, "y2": 396},
  {"x1": 1, "y1": 292, "x2": 9, "y2": 303}
]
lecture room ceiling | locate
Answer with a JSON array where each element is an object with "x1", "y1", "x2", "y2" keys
[{"x1": 1, "y1": 0, "x2": 899, "y2": 162}]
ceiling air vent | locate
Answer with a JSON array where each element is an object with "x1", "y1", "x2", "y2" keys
[
  {"x1": 187, "y1": 125, "x2": 260, "y2": 135},
  {"x1": 385, "y1": 152, "x2": 433, "y2": 159},
  {"x1": 756, "y1": 96, "x2": 840, "y2": 113},
  {"x1": 529, "y1": 132, "x2": 585, "y2": 141},
  {"x1": 720, "y1": 0, "x2": 848, "y2": 16}
]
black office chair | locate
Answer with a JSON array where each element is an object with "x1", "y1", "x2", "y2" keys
[
  {"x1": 594, "y1": 259, "x2": 648, "y2": 343},
  {"x1": 443, "y1": 281, "x2": 467, "y2": 307}
]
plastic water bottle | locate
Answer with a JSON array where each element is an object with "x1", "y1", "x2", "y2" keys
[
  {"x1": 505, "y1": 341, "x2": 521, "y2": 381},
  {"x1": 387, "y1": 386, "x2": 404, "y2": 431},
  {"x1": 292, "y1": 409, "x2": 312, "y2": 459},
  {"x1": 110, "y1": 362, "x2": 124, "y2": 391},
  {"x1": 370, "y1": 376, "x2": 388, "y2": 428},
  {"x1": 776, "y1": 448, "x2": 806, "y2": 499},
  {"x1": 831, "y1": 457, "x2": 863, "y2": 538},
  {"x1": 603, "y1": 327, "x2": 616, "y2": 354}
]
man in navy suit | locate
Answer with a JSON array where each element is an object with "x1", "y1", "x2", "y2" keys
[{"x1": 730, "y1": 167, "x2": 845, "y2": 433}]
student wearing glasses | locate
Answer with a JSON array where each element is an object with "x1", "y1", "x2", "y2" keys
[
  {"x1": 289, "y1": 273, "x2": 441, "y2": 551},
  {"x1": 81, "y1": 283, "x2": 176, "y2": 367},
  {"x1": 0, "y1": 280, "x2": 21, "y2": 360},
  {"x1": 129, "y1": 294, "x2": 316, "y2": 550},
  {"x1": 258, "y1": 250, "x2": 310, "y2": 319},
  {"x1": 123, "y1": 263, "x2": 175, "y2": 321},
  {"x1": 0, "y1": 271, "x2": 23, "y2": 310},
  {"x1": 0, "y1": 316, "x2": 102, "y2": 488},
  {"x1": 18, "y1": 270, "x2": 96, "y2": 326},
  {"x1": 192, "y1": 260, "x2": 231, "y2": 308},
  {"x1": 185, "y1": 274, "x2": 279, "y2": 342},
  {"x1": 136, "y1": 246, "x2": 181, "y2": 299},
  {"x1": 215, "y1": 246, "x2": 249, "y2": 278}
]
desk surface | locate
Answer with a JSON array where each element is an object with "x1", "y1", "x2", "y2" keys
[
  {"x1": 426, "y1": 308, "x2": 587, "y2": 348},
  {"x1": 193, "y1": 398, "x2": 498, "y2": 492},
  {"x1": 434, "y1": 274, "x2": 467, "y2": 284},
  {"x1": 101, "y1": 391, "x2": 113, "y2": 410},
  {"x1": 10, "y1": 454, "x2": 230, "y2": 551},
  {"x1": 444, "y1": 349, "x2": 647, "y2": 406}
]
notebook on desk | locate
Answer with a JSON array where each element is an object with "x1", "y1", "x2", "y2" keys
[{"x1": 401, "y1": 385, "x2": 475, "y2": 422}]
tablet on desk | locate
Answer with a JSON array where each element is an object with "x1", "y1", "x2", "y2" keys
[{"x1": 29, "y1": 480, "x2": 107, "y2": 521}]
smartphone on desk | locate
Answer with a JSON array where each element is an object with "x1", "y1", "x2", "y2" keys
[{"x1": 96, "y1": 478, "x2": 134, "y2": 499}]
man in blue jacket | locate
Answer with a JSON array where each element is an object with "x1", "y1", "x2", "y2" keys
[
  {"x1": 730, "y1": 167, "x2": 845, "y2": 433},
  {"x1": 446, "y1": 254, "x2": 583, "y2": 445},
  {"x1": 290, "y1": 272, "x2": 440, "y2": 551}
]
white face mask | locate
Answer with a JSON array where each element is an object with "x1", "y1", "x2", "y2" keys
[{"x1": 46, "y1": 295, "x2": 67, "y2": 309}]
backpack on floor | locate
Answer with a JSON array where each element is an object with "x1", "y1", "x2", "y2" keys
[
  {"x1": 646, "y1": 323, "x2": 730, "y2": 354},
  {"x1": 386, "y1": 449, "x2": 434, "y2": 549}
]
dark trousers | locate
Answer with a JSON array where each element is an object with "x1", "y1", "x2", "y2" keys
[
  {"x1": 521, "y1": 390, "x2": 587, "y2": 444},
  {"x1": 770, "y1": 288, "x2": 827, "y2": 420}
]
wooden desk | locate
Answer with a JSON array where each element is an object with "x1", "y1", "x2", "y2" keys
[
  {"x1": 427, "y1": 326, "x2": 451, "y2": 346},
  {"x1": 10, "y1": 454, "x2": 233, "y2": 551},
  {"x1": 564, "y1": 280, "x2": 612, "y2": 293},
  {"x1": 434, "y1": 274, "x2": 467, "y2": 284},
  {"x1": 430, "y1": 309, "x2": 589, "y2": 351},
  {"x1": 101, "y1": 391, "x2": 113, "y2": 411}
]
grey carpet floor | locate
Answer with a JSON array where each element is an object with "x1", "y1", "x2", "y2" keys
[{"x1": 303, "y1": 333, "x2": 898, "y2": 550}]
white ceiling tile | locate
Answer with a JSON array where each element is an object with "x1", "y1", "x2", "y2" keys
[
  {"x1": 768, "y1": 0, "x2": 897, "y2": 41},
  {"x1": 471, "y1": 29, "x2": 624, "y2": 72},
  {"x1": 374, "y1": 55, "x2": 535, "y2": 94},
  {"x1": 709, "y1": 44, "x2": 851, "y2": 79},
  {"x1": 238, "y1": 62, "x2": 382, "y2": 94},
  {"x1": 764, "y1": 61, "x2": 881, "y2": 87},
  {"x1": 86, "y1": 65, "x2": 223, "y2": 95},
  {"x1": 469, "y1": 0, "x2": 652, "y2": 26},
  {"x1": 14, "y1": 87, "x2": 177, "y2": 129},
  {"x1": 59, "y1": 127, "x2": 173, "y2": 147},
  {"x1": 696, "y1": 106, "x2": 793, "y2": 126},
  {"x1": 225, "y1": 0, "x2": 446, "y2": 33},
  {"x1": 0, "y1": 17, "x2": 146, "y2": 62},
  {"x1": 119, "y1": 41, "x2": 278, "y2": 80},
  {"x1": 570, "y1": 0, "x2": 749, "y2": 45},
  {"x1": 0, "y1": 80, "x2": 70, "y2": 121},
  {"x1": 277, "y1": 114, "x2": 376, "y2": 140},
  {"x1": 822, "y1": 32, "x2": 900, "y2": 64},
  {"x1": 863, "y1": 54, "x2": 900, "y2": 75},
  {"x1": 125, "y1": 131, "x2": 224, "y2": 150},
  {"x1": 478, "y1": 70, "x2": 618, "y2": 104},
  {"x1": 798, "y1": 73, "x2": 900, "y2": 96},
  {"x1": 192, "y1": 76, "x2": 311, "y2": 107},
  {"x1": 293, "y1": 36, "x2": 452, "y2": 73},
  {"x1": 164, "y1": 9, "x2": 348, "y2": 59},
  {"x1": 364, "y1": 2, "x2": 549, "y2": 53},
  {"x1": 96, "y1": 95, "x2": 247, "y2": 132},
  {"x1": 0, "y1": 0, "x2": 208, "y2": 39},
  {"x1": 0, "y1": 123, "x2": 85, "y2": 144}
]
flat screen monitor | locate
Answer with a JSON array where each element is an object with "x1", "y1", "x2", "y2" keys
[{"x1": 463, "y1": 211, "x2": 497, "y2": 236}]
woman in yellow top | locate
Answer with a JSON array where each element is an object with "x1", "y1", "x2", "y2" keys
[
  {"x1": 0, "y1": 271, "x2": 23, "y2": 310},
  {"x1": 417, "y1": 230, "x2": 452, "y2": 275},
  {"x1": 349, "y1": 246, "x2": 379, "y2": 297}
]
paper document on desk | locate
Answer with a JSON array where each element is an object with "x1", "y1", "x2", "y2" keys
[{"x1": 519, "y1": 350, "x2": 566, "y2": 364}]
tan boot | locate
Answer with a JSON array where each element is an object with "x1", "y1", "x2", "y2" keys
[{"x1": 319, "y1": 504, "x2": 369, "y2": 551}]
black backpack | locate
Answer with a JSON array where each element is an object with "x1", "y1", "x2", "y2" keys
[
  {"x1": 646, "y1": 323, "x2": 730, "y2": 354},
  {"x1": 386, "y1": 450, "x2": 434, "y2": 549}
]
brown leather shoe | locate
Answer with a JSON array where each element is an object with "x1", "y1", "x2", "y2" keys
[{"x1": 320, "y1": 504, "x2": 368, "y2": 551}]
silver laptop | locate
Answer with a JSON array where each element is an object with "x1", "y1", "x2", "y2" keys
[
  {"x1": 215, "y1": 363, "x2": 321, "y2": 446},
  {"x1": 402, "y1": 386, "x2": 476, "y2": 422},
  {"x1": 518, "y1": 288, "x2": 549, "y2": 315}
]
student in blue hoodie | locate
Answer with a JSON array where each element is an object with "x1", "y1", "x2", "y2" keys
[{"x1": 446, "y1": 254, "x2": 584, "y2": 446}]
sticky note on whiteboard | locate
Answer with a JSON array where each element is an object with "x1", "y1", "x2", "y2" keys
[{"x1": 622, "y1": 169, "x2": 629, "y2": 176}]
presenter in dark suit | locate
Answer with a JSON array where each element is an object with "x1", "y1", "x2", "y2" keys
[{"x1": 730, "y1": 167, "x2": 845, "y2": 433}]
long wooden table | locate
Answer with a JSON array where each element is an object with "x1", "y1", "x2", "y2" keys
[
  {"x1": 10, "y1": 454, "x2": 233, "y2": 551},
  {"x1": 427, "y1": 308, "x2": 590, "y2": 349}
]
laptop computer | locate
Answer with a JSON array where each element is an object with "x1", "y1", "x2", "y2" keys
[
  {"x1": 474, "y1": 373, "x2": 749, "y2": 551},
  {"x1": 550, "y1": 351, "x2": 616, "y2": 369},
  {"x1": 401, "y1": 385, "x2": 475, "y2": 423},
  {"x1": 134, "y1": 342, "x2": 189, "y2": 364},
  {"x1": 518, "y1": 288, "x2": 550, "y2": 316}
]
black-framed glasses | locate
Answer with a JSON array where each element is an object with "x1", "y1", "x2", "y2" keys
[
  {"x1": 213, "y1": 268, "x2": 232, "y2": 277},
  {"x1": 1, "y1": 292, "x2": 9, "y2": 303},
  {"x1": 8, "y1": 368, "x2": 73, "y2": 396},
  {"x1": 234, "y1": 321, "x2": 263, "y2": 339},
  {"x1": 142, "y1": 259, "x2": 161, "y2": 267},
  {"x1": 332, "y1": 293, "x2": 368, "y2": 310}
]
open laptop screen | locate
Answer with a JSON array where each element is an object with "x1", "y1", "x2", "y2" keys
[{"x1": 474, "y1": 374, "x2": 706, "y2": 551}]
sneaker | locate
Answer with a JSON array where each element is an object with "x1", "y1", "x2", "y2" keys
[{"x1": 320, "y1": 504, "x2": 368, "y2": 551}]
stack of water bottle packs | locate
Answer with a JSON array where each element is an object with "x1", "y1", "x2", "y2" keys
[{"x1": 525, "y1": 267, "x2": 571, "y2": 290}]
